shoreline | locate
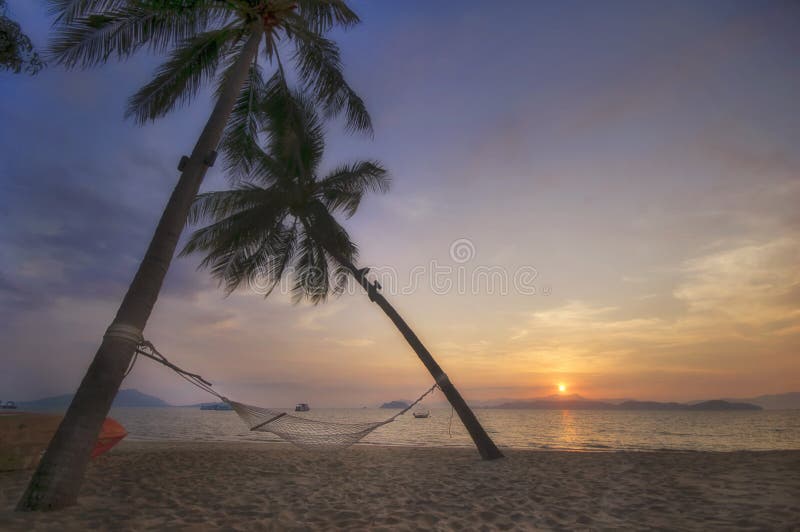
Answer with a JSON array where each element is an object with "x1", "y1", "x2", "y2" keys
[
  {"x1": 123, "y1": 436, "x2": 800, "y2": 454},
  {"x1": 2, "y1": 441, "x2": 799, "y2": 530}
]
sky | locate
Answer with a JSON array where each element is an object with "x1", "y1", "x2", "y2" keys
[{"x1": 1, "y1": 0, "x2": 798, "y2": 406}]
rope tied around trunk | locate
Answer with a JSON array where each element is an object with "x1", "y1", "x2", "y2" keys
[{"x1": 104, "y1": 323, "x2": 144, "y2": 344}]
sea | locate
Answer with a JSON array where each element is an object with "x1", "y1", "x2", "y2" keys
[{"x1": 109, "y1": 407, "x2": 800, "y2": 452}]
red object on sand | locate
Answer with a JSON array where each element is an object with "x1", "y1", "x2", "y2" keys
[
  {"x1": 91, "y1": 417, "x2": 128, "y2": 458},
  {"x1": 1, "y1": 413, "x2": 128, "y2": 471}
]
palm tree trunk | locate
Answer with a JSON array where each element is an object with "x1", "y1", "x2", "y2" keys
[
  {"x1": 16, "y1": 26, "x2": 264, "y2": 512},
  {"x1": 327, "y1": 250, "x2": 503, "y2": 460}
]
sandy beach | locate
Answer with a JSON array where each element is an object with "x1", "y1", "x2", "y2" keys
[{"x1": 1, "y1": 442, "x2": 798, "y2": 530}]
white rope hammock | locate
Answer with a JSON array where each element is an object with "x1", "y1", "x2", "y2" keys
[{"x1": 126, "y1": 338, "x2": 438, "y2": 450}]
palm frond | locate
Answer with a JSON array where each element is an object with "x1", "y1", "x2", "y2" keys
[
  {"x1": 182, "y1": 186, "x2": 291, "y2": 292},
  {"x1": 317, "y1": 160, "x2": 389, "y2": 217},
  {"x1": 294, "y1": 0, "x2": 360, "y2": 33},
  {"x1": 258, "y1": 72, "x2": 326, "y2": 179},
  {"x1": 287, "y1": 18, "x2": 372, "y2": 135},
  {"x1": 48, "y1": 3, "x2": 228, "y2": 68},
  {"x1": 211, "y1": 218, "x2": 294, "y2": 295},
  {"x1": 306, "y1": 201, "x2": 359, "y2": 295},
  {"x1": 303, "y1": 200, "x2": 358, "y2": 264},
  {"x1": 250, "y1": 221, "x2": 298, "y2": 297},
  {"x1": 291, "y1": 227, "x2": 331, "y2": 304},
  {"x1": 47, "y1": 0, "x2": 125, "y2": 23},
  {"x1": 125, "y1": 26, "x2": 239, "y2": 123},
  {"x1": 217, "y1": 57, "x2": 318, "y2": 187},
  {"x1": 218, "y1": 57, "x2": 274, "y2": 182},
  {"x1": 186, "y1": 185, "x2": 286, "y2": 226}
]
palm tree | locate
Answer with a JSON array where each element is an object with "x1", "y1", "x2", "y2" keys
[
  {"x1": 1, "y1": 0, "x2": 44, "y2": 74},
  {"x1": 19, "y1": 0, "x2": 370, "y2": 511},
  {"x1": 182, "y1": 87, "x2": 504, "y2": 460}
]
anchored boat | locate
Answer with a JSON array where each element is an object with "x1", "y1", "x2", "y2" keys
[{"x1": 200, "y1": 403, "x2": 233, "y2": 410}]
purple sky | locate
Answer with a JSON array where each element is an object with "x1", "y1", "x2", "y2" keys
[{"x1": 1, "y1": 0, "x2": 798, "y2": 406}]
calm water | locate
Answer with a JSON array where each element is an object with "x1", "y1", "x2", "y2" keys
[{"x1": 110, "y1": 407, "x2": 800, "y2": 452}]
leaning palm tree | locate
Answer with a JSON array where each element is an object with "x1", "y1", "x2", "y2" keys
[
  {"x1": 20, "y1": 0, "x2": 370, "y2": 511},
  {"x1": 182, "y1": 86, "x2": 503, "y2": 460}
]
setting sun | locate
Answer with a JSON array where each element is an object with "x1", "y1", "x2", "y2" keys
[{"x1": 558, "y1": 384, "x2": 567, "y2": 393}]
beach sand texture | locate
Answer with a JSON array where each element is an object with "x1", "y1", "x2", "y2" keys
[{"x1": 1, "y1": 442, "x2": 798, "y2": 530}]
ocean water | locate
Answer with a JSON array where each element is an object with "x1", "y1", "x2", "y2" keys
[{"x1": 109, "y1": 407, "x2": 800, "y2": 452}]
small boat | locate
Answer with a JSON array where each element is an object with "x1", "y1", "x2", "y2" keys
[
  {"x1": 413, "y1": 410, "x2": 430, "y2": 419},
  {"x1": 200, "y1": 403, "x2": 233, "y2": 411},
  {"x1": 295, "y1": 403, "x2": 310, "y2": 412},
  {"x1": 1, "y1": 401, "x2": 17, "y2": 410}
]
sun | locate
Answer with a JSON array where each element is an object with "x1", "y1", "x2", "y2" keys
[{"x1": 558, "y1": 384, "x2": 567, "y2": 393}]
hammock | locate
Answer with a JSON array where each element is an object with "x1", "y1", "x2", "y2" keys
[
  {"x1": 127, "y1": 337, "x2": 438, "y2": 450},
  {"x1": 230, "y1": 401, "x2": 396, "y2": 449}
]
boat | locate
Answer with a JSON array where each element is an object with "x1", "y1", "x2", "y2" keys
[
  {"x1": 1, "y1": 401, "x2": 17, "y2": 409},
  {"x1": 1, "y1": 412, "x2": 126, "y2": 471},
  {"x1": 295, "y1": 403, "x2": 310, "y2": 412},
  {"x1": 200, "y1": 403, "x2": 233, "y2": 411},
  {"x1": 413, "y1": 409, "x2": 430, "y2": 418}
]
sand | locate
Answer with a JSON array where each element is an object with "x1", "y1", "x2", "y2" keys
[{"x1": 1, "y1": 442, "x2": 798, "y2": 530}]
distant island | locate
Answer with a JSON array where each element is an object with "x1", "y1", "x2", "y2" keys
[
  {"x1": 17, "y1": 389, "x2": 171, "y2": 411},
  {"x1": 16, "y1": 389, "x2": 797, "y2": 412},
  {"x1": 380, "y1": 400, "x2": 409, "y2": 409},
  {"x1": 493, "y1": 394, "x2": 762, "y2": 411},
  {"x1": 716, "y1": 392, "x2": 800, "y2": 411}
]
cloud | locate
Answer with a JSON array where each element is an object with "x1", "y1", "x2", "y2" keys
[
  {"x1": 501, "y1": 235, "x2": 800, "y2": 397},
  {"x1": 509, "y1": 328, "x2": 528, "y2": 341},
  {"x1": 295, "y1": 303, "x2": 346, "y2": 331},
  {"x1": 324, "y1": 337, "x2": 376, "y2": 348},
  {"x1": 674, "y1": 236, "x2": 800, "y2": 335}
]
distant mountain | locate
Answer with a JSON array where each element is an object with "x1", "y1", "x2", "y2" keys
[
  {"x1": 495, "y1": 394, "x2": 611, "y2": 410},
  {"x1": 592, "y1": 397, "x2": 637, "y2": 405},
  {"x1": 500, "y1": 399, "x2": 609, "y2": 410},
  {"x1": 720, "y1": 392, "x2": 800, "y2": 410},
  {"x1": 493, "y1": 395, "x2": 762, "y2": 411},
  {"x1": 18, "y1": 388, "x2": 171, "y2": 410},
  {"x1": 380, "y1": 400, "x2": 409, "y2": 409},
  {"x1": 618, "y1": 400, "x2": 761, "y2": 411}
]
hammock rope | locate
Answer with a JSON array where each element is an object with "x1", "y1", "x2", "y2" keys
[{"x1": 130, "y1": 339, "x2": 439, "y2": 449}]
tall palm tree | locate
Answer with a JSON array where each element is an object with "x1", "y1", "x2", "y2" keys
[
  {"x1": 19, "y1": 0, "x2": 370, "y2": 511},
  {"x1": 182, "y1": 87, "x2": 504, "y2": 460}
]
